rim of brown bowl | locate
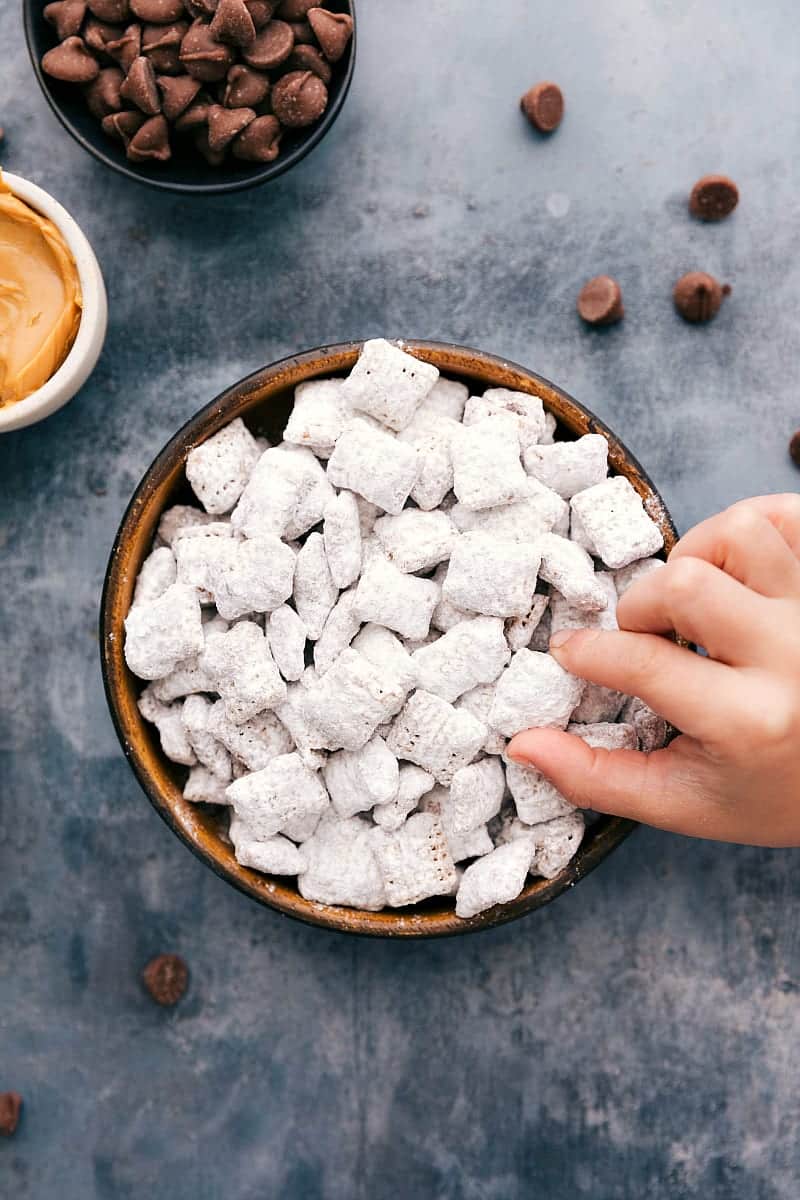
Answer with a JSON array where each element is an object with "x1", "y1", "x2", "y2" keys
[{"x1": 100, "y1": 339, "x2": 678, "y2": 938}]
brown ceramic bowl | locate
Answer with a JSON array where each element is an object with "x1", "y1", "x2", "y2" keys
[{"x1": 101, "y1": 340, "x2": 678, "y2": 938}]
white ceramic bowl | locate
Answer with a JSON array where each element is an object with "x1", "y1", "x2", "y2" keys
[{"x1": 0, "y1": 172, "x2": 107, "y2": 433}]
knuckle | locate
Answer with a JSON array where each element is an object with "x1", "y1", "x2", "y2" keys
[{"x1": 664, "y1": 557, "x2": 707, "y2": 607}]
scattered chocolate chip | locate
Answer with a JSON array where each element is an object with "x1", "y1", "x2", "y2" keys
[
  {"x1": 222, "y1": 63, "x2": 269, "y2": 107},
  {"x1": 286, "y1": 43, "x2": 330, "y2": 83},
  {"x1": 42, "y1": 36, "x2": 100, "y2": 83},
  {"x1": 673, "y1": 271, "x2": 730, "y2": 323},
  {"x1": 287, "y1": 19, "x2": 313, "y2": 43},
  {"x1": 307, "y1": 7, "x2": 351, "y2": 62},
  {"x1": 689, "y1": 174, "x2": 739, "y2": 221},
  {"x1": 131, "y1": 0, "x2": 184, "y2": 21},
  {"x1": 44, "y1": 0, "x2": 87, "y2": 40},
  {"x1": 157, "y1": 71, "x2": 201, "y2": 117},
  {"x1": 142, "y1": 21, "x2": 188, "y2": 73},
  {"x1": 271, "y1": 67, "x2": 326, "y2": 126},
  {"x1": 520, "y1": 80, "x2": 564, "y2": 133},
  {"x1": 180, "y1": 19, "x2": 236, "y2": 80},
  {"x1": 84, "y1": 65, "x2": 124, "y2": 117},
  {"x1": 101, "y1": 107, "x2": 145, "y2": 144},
  {"x1": 577, "y1": 275, "x2": 624, "y2": 326},
  {"x1": 789, "y1": 431, "x2": 800, "y2": 468},
  {"x1": 87, "y1": 0, "x2": 131, "y2": 21},
  {"x1": 127, "y1": 112, "x2": 171, "y2": 160},
  {"x1": 105, "y1": 21, "x2": 141, "y2": 69},
  {"x1": 120, "y1": 54, "x2": 161, "y2": 112},
  {"x1": 232, "y1": 111, "x2": 281, "y2": 159},
  {"x1": 210, "y1": 0, "x2": 256, "y2": 47},
  {"x1": 0, "y1": 1093, "x2": 22, "y2": 1137},
  {"x1": 142, "y1": 953, "x2": 188, "y2": 1005},
  {"x1": 207, "y1": 102, "x2": 255, "y2": 148},
  {"x1": 277, "y1": 0, "x2": 314, "y2": 18},
  {"x1": 242, "y1": 20, "x2": 294, "y2": 68}
]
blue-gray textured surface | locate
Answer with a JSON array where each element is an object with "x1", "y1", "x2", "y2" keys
[{"x1": 2, "y1": 0, "x2": 800, "y2": 1196}]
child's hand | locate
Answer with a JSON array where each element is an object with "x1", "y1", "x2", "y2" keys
[{"x1": 507, "y1": 495, "x2": 800, "y2": 846}]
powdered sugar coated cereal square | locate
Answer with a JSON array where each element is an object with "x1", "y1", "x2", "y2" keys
[
  {"x1": 455, "y1": 838, "x2": 534, "y2": 918},
  {"x1": 537, "y1": 533, "x2": 609, "y2": 612},
  {"x1": 505, "y1": 760, "x2": 574, "y2": 824},
  {"x1": 374, "y1": 509, "x2": 457, "y2": 574},
  {"x1": 449, "y1": 758, "x2": 506, "y2": 833},
  {"x1": 199, "y1": 620, "x2": 286, "y2": 724},
  {"x1": 371, "y1": 811, "x2": 457, "y2": 906},
  {"x1": 341, "y1": 339, "x2": 439, "y2": 431},
  {"x1": 442, "y1": 531, "x2": 540, "y2": 618},
  {"x1": 302, "y1": 648, "x2": 408, "y2": 752},
  {"x1": 570, "y1": 476, "x2": 664, "y2": 570},
  {"x1": 385, "y1": 690, "x2": 487, "y2": 785},
  {"x1": 411, "y1": 616, "x2": 510, "y2": 703},
  {"x1": 531, "y1": 811, "x2": 585, "y2": 879},
  {"x1": 293, "y1": 532, "x2": 338, "y2": 641},
  {"x1": 226, "y1": 751, "x2": 329, "y2": 841},
  {"x1": 323, "y1": 734, "x2": 399, "y2": 818},
  {"x1": 124, "y1": 583, "x2": 204, "y2": 681},
  {"x1": 372, "y1": 763, "x2": 435, "y2": 831},
  {"x1": 451, "y1": 413, "x2": 528, "y2": 511},
  {"x1": 326, "y1": 419, "x2": 419, "y2": 515},
  {"x1": 323, "y1": 490, "x2": 362, "y2": 589},
  {"x1": 523, "y1": 433, "x2": 608, "y2": 499},
  {"x1": 455, "y1": 683, "x2": 507, "y2": 755},
  {"x1": 489, "y1": 649, "x2": 585, "y2": 736},
  {"x1": 463, "y1": 388, "x2": 546, "y2": 450},
  {"x1": 267, "y1": 605, "x2": 307, "y2": 683},
  {"x1": 131, "y1": 546, "x2": 176, "y2": 608},
  {"x1": 185, "y1": 417, "x2": 261, "y2": 515},
  {"x1": 229, "y1": 818, "x2": 307, "y2": 875},
  {"x1": 353, "y1": 557, "x2": 439, "y2": 641},
  {"x1": 284, "y1": 378, "x2": 350, "y2": 457},
  {"x1": 298, "y1": 812, "x2": 387, "y2": 910}
]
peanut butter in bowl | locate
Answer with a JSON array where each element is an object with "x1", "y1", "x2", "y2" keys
[{"x1": 0, "y1": 171, "x2": 82, "y2": 408}]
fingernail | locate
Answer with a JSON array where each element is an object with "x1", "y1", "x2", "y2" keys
[{"x1": 549, "y1": 629, "x2": 576, "y2": 650}]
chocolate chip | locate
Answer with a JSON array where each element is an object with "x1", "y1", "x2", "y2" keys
[
  {"x1": 0, "y1": 1093, "x2": 22, "y2": 1137},
  {"x1": 44, "y1": 0, "x2": 87, "y2": 40},
  {"x1": 689, "y1": 174, "x2": 739, "y2": 222},
  {"x1": 142, "y1": 21, "x2": 188, "y2": 73},
  {"x1": 242, "y1": 19, "x2": 294, "y2": 69},
  {"x1": 42, "y1": 36, "x2": 100, "y2": 83},
  {"x1": 87, "y1": 0, "x2": 131, "y2": 21},
  {"x1": 174, "y1": 89, "x2": 213, "y2": 128},
  {"x1": 271, "y1": 68, "x2": 326, "y2": 126},
  {"x1": 180, "y1": 19, "x2": 236, "y2": 80},
  {"x1": 232, "y1": 111, "x2": 281, "y2": 159},
  {"x1": 286, "y1": 42, "x2": 330, "y2": 83},
  {"x1": 105, "y1": 21, "x2": 141, "y2": 69},
  {"x1": 673, "y1": 271, "x2": 730, "y2": 323},
  {"x1": 157, "y1": 71, "x2": 201, "y2": 117},
  {"x1": 577, "y1": 275, "x2": 624, "y2": 326},
  {"x1": 84, "y1": 65, "x2": 124, "y2": 116},
  {"x1": 101, "y1": 107, "x2": 145, "y2": 144},
  {"x1": 142, "y1": 953, "x2": 188, "y2": 1004},
  {"x1": 184, "y1": 0, "x2": 216, "y2": 15},
  {"x1": 194, "y1": 124, "x2": 226, "y2": 163},
  {"x1": 127, "y1": 113, "x2": 171, "y2": 159},
  {"x1": 83, "y1": 17, "x2": 124, "y2": 56},
  {"x1": 306, "y1": 7, "x2": 351, "y2": 62},
  {"x1": 120, "y1": 54, "x2": 161, "y2": 112},
  {"x1": 287, "y1": 18, "x2": 313, "y2": 43},
  {"x1": 520, "y1": 81, "x2": 564, "y2": 133},
  {"x1": 131, "y1": 0, "x2": 184, "y2": 21},
  {"x1": 207, "y1": 101, "x2": 255, "y2": 148},
  {"x1": 222, "y1": 63, "x2": 269, "y2": 107},
  {"x1": 245, "y1": 0, "x2": 275, "y2": 27},
  {"x1": 276, "y1": 0, "x2": 314, "y2": 18},
  {"x1": 789, "y1": 431, "x2": 800, "y2": 468},
  {"x1": 210, "y1": 0, "x2": 256, "y2": 47}
]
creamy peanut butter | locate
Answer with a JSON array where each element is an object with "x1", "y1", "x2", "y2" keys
[{"x1": 0, "y1": 174, "x2": 82, "y2": 408}]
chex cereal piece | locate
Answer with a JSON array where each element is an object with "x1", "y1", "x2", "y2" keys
[
  {"x1": 326, "y1": 419, "x2": 419, "y2": 514},
  {"x1": 451, "y1": 413, "x2": 527, "y2": 510},
  {"x1": 207, "y1": 701, "x2": 294, "y2": 772},
  {"x1": 298, "y1": 813, "x2": 386, "y2": 910},
  {"x1": 537, "y1": 533, "x2": 609, "y2": 611},
  {"x1": 225, "y1": 751, "x2": 329, "y2": 841},
  {"x1": 463, "y1": 388, "x2": 546, "y2": 450},
  {"x1": 505, "y1": 760, "x2": 573, "y2": 824},
  {"x1": 411, "y1": 616, "x2": 510, "y2": 703},
  {"x1": 489, "y1": 649, "x2": 585, "y2": 736},
  {"x1": 181, "y1": 694, "x2": 232, "y2": 781},
  {"x1": 157, "y1": 504, "x2": 216, "y2": 546},
  {"x1": 449, "y1": 758, "x2": 506, "y2": 833},
  {"x1": 451, "y1": 476, "x2": 569, "y2": 542},
  {"x1": 183, "y1": 765, "x2": 230, "y2": 806},
  {"x1": 505, "y1": 594, "x2": 549, "y2": 652},
  {"x1": 132, "y1": 546, "x2": 176, "y2": 608},
  {"x1": 522, "y1": 433, "x2": 608, "y2": 499},
  {"x1": 531, "y1": 811, "x2": 585, "y2": 879},
  {"x1": 570, "y1": 682, "x2": 626, "y2": 724},
  {"x1": 199, "y1": 620, "x2": 286, "y2": 724},
  {"x1": 185, "y1": 417, "x2": 261, "y2": 514},
  {"x1": 283, "y1": 378, "x2": 350, "y2": 458},
  {"x1": 549, "y1": 572, "x2": 618, "y2": 634},
  {"x1": 455, "y1": 838, "x2": 534, "y2": 918},
  {"x1": 277, "y1": 445, "x2": 337, "y2": 541},
  {"x1": 455, "y1": 683, "x2": 507, "y2": 755},
  {"x1": 397, "y1": 410, "x2": 458, "y2": 511},
  {"x1": 419, "y1": 787, "x2": 494, "y2": 862},
  {"x1": 385, "y1": 690, "x2": 487, "y2": 785},
  {"x1": 570, "y1": 476, "x2": 664, "y2": 569},
  {"x1": 293, "y1": 532, "x2": 338, "y2": 641},
  {"x1": 151, "y1": 615, "x2": 228, "y2": 702},
  {"x1": 323, "y1": 490, "x2": 362, "y2": 589},
  {"x1": 371, "y1": 811, "x2": 457, "y2": 905},
  {"x1": 373, "y1": 763, "x2": 435, "y2": 831},
  {"x1": 614, "y1": 556, "x2": 665, "y2": 597},
  {"x1": 341, "y1": 338, "x2": 439, "y2": 431},
  {"x1": 273, "y1": 680, "x2": 327, "y2": 772},
  {"x1": 323, "y1": 734, "x2": 399, "y2": 818},
  {"x1": 620, "y1": 696, "x2": 668, "y2": 752},
  {"x1": 374, "y1": 509, "x2": 457, "y2": 573},
  {"x1": 567, "y1": 721, "x2": 638, "y2": 751},
  {"x1": 211, "y1": 536, "x2": 296, "y2": 621},
  {"x1": 232, "y1": 444, "x2": 330, "y2": 540},
  {"x1": 138, "y1": 686, "x2": 196, "y2": 765},
  {"x1": 350, "y1": 624, "x2": 417, "y2": 697},
  {"x1": 569, "y1": 507, "x2": 594, "y2": 551},
  {"x1": 124, "y1": 583, "x2": 204, "y2": 680},
  {"x1": 313, "y1": 589, "x2": 361, "y2": 674},
  {"x1": 541, "y1": 411, "x2": 557, "y2": 443},
  {"x1": 229, "y1": 817, "x2": 307, "y2": 876},
  {"x1": 417, "y1": 376, "x2": 468, "y2": 422},
  {"x1": 442, "y1": 531, "x2": 540, "y2": 618},
  {"x1": 431, "y1": 563, "x2": 468, "y2": 632},
  {"x1": 175, "y1": 528, "x2": 237, "y2": 601},
  {"x1": 353, "y1": 556, "x2": 439, "y2": 640},
  {"x1": 302, "y1": 648, "x2": 408, "y2": 751},
  {"x1": 267, "y1": 605, "x2": 307, "y2": 683}
]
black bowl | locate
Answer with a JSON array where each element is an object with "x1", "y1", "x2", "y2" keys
[{"x1": 23, "y1": 0, "x2": 356, "y2": 195}]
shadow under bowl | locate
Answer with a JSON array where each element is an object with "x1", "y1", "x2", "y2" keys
[{"x1": 101, "y1": 339, "x2": 678, "y2": 937}]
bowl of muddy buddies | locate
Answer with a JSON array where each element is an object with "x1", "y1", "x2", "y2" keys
[{"x1": 101, "y1": 339, "x2": 676, "y2": 937}]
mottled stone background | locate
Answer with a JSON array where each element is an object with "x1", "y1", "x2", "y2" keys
[{"x1": 2, "y1": 0, "x2": 800, "y2": 1196}]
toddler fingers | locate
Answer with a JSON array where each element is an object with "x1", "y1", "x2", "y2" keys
[
  {"x1": 670, "y1": 499, "x2": 800, "y2": 598},
  {"x1": 617, "y1": 555, "x2": 775, "y2": 666},
  {"x1": 549, "y1": 627, "x2": 746, "y2": 741}
]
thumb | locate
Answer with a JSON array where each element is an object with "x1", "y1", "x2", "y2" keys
[{"x1": 506, "y1": 728, "x2": 710, "y2": 836}]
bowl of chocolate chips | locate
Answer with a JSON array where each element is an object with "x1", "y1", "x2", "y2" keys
[{"x1": 24, "y1": 0, "x2": 355, "y2": 193}]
